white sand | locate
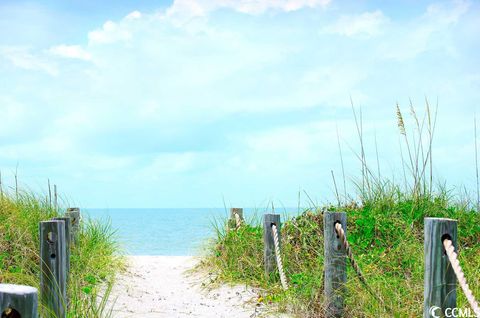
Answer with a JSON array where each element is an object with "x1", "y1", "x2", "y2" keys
[{"x1": 109, "y1": 256, "x2": 289, "y2": 318}]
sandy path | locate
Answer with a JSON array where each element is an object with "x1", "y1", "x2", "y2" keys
[{"x1": 109, "y1": 256, "x2": 286, "y2": 318}]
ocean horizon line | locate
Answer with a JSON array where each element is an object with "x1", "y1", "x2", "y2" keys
[{"x1": 84, "y1": 206, "x2": 301, "y2": 209}]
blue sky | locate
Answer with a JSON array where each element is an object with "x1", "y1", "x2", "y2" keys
[{"x1": 0, "y1": 0, "x2": 479, "y2": 208}]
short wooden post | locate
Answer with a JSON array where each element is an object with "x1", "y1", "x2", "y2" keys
[
  {"x1": 424, "y1": 217, "x2": 457, "y2": 318},
  {"x1": 228, "y1": 208, "x2": 244, "y2": 229},
  {"x1": 0, "y1": 284, "x2": 38, "y2": 318},
  {"x1": 52, "y1": 217, "x2": 71, "y2": 280},
  {"x1": 40, "y1": 220, "x2": 67, "y2": 318},
  {"x1": 324, "y1": 212, "x2": 347, "y2": 318},
  {"x1": 263, "y1": 213, "x2": 281, "y2": 277},
  {"x1": 65, "y1": 208, "x2": 80, "y2": 244}
]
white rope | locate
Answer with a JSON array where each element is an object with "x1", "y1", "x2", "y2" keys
[
  {"x1": 271, "y1": 224, "x2": 288, "y2": 290},
  {"x1": 234, "y1": 212, "x2": 242, "y2": 229},
  {"x1": 334, "y1": 223, "x2": 394, "y2": 313},
  {"x1": 335, "y1": 224, "x2": 377, "y2": 295},
  {"x1": 443, "y1": 238, "x2": 480, "y2": 317},
  {"x1": 335, "y1": 223, "x2": 367, "y2": 284}
]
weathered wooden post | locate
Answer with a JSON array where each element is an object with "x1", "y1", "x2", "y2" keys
[
  {"x1": 52, "y1": 217, "x2": 71, "y2": 279},
  {"x1": 263, "y1": 213, "x2": 281, "y2": 277},
  {"x1": 424, "y1": 217, "x2": 457, "y2": 318},
  {"x1": 0, "y1": 284, "x2": 38, "y2": 318},
  {"x1": 228, "y1": 208, "x2": 244, "y2": 229},
  {"x1": 65, "y1": 208, "x2": 80, "y2": 244},
  {"x1": 324, "y1": 212, "x2": 347, "y2": 318},
  {"x1": 40, "y1": 220, "x2": 67, "y2": 318}
]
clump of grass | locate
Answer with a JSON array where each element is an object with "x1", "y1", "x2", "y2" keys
[
  {"x1": 0, "y1": 189, "x2": 123, "y2": 318},
  {"x1": 202, "y1": 102, "x2": 480, "y2": 317}
]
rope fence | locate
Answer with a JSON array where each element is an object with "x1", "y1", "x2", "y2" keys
[
  {"x1": 2, "y1": 208, "x2": 478, "y2": 317},
  {"x1": 259, "y1": 212, "x2": 478, "y2": 318}
]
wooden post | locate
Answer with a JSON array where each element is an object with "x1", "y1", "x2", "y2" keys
[
  {"x1": 324, "y1": 212, "x2": 347, "y2": 318},
  {"x1": 229, "y1": 208, "x2": 244, "y2": 229},
  {"x1": 263, "y1": 213, "x2": 281, "y2": 277},
  {"x1": 40, "y1": 220, "x2": 67, "y2": 318},
  {"x1": 0, "y1": 284, "x2": 38, "y2": 318},
  {"x1": 52, "y1": 217, "x2": 71, "y2": 280},
  {"x1": 424, "y1": 217, "x2": 457, "y2": 318},
  {"x1": 65, "y1": 208, "x2": 80, "y2": 244}
]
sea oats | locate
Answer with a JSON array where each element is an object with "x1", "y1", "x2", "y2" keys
[{"x1": 396, "y1": 104, "x2": 406, "y2": 136}]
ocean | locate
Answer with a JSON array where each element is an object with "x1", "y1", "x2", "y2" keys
[{"x1": 86, "y1": 208, "x2": 299, "y2": 255}]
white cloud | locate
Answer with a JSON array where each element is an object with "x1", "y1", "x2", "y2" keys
[
  {"x1": 425, "y1": 0, "x2": 469, "y2": 24},
  {"x1": 82, "y1": 11, "x2": 344, "y2": 120},
  {"x1": 235, "y1": 119, "x2": 363, "y2": 175},
  {"x1": 379, "y1": 0, "x2": 470, "y2": 60},
  {"x1": 0, "y1": 46, "x2": 58, "y2": 75},
  {"x1": 0, "y1": 1, "x2": 479, "y2": 207},
  {"x1": 88, "y1": 20, "x2": 132, "y2": 44},
  {"x1": 166, "y1": 0, "x2": 331, "y2": 21},
  {"x1": 322, "y1": 10, "x2": 389, "y2": 38},
  {"x1": 126, "y1": 10, "x2": 142, "y2": 20},
  {"x1": 49, "y1": 44, "x2": 92, "y2": 61}
]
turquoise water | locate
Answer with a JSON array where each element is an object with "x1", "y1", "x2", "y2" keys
[{"x1": 86, "y1": 208, "x2": 298, "y2": 255}]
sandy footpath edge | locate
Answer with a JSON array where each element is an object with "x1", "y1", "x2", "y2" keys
[{"x1": 108, "y1": 256, "x2": 291, "y2": 318}]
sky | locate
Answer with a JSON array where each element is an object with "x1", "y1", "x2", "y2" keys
[{"x1": 0, "y1": 0, "x2": 479, "y2": 208}]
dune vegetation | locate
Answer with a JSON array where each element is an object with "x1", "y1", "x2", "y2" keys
[
  {"x1": 0, "y1": 188, "x2": 123, "y2": 317},
  {"x1": 202, "y1": 104, "x2": 480, "y2": 317}
]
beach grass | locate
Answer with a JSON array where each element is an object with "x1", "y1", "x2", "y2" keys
[
  {"x1": 203, "y1": 175, "x2": 480, "y2": 318},
  {"x1": 202, "y1": 103, "x2": 480, "y2": 317},
  {"x1": 0, "y1": 190, "x2": 123, "y2": 318}
]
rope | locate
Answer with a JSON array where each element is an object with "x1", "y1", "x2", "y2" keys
[
  {"x1": 443, "y1": 238, "x2": 480, "y2": 317},
  {"x1": 234, "y1": 212, "x2": 242, "y2": 229},
  {"x1": 271, "y1": 224, "x2": 288, "y2": 290},
  {"x1": 334, "y1": 223, "x2": 393, "y2": 313}
]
